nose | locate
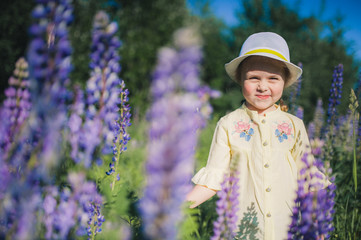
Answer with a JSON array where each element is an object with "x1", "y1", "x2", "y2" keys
[{"x1": 257, "y1": 80, "x2": 267, "y2": 91}]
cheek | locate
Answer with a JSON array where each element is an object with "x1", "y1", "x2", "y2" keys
[
  {"x1": 275, "y1": 82, "x2": 285, "y2": 94},
  {"x1": 242, "y1": 82, "x2": 255, "y2": 96}
]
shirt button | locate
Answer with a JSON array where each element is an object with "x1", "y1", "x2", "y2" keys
[
  {"x1": 266, "y1": 187, "x2": 271, "y2": 192},
  {"x1": 264, "y1": 163, "x2": 269, "y2": 168},
  {"x1": 266, "y1": 213, "x2": 271, "y2": 217},
  {"x1": 263, "y1": 141, "x2": 268, "y2": 146},
  {"x1": 261, "y1": 119, "x2": 266, "y2": 124}
]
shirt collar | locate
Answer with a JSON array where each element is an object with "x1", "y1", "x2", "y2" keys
[{"x1": 241, "y1": 103, "x2": 281, "y2": 122}]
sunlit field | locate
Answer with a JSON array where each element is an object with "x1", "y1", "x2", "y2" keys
[{"x1": 0, "y1": 1, "x2": 360, "y2": 239}]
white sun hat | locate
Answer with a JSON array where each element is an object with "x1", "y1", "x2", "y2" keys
[{"x1": 225, "y1": 32, "x2": 302, "y2": 88}]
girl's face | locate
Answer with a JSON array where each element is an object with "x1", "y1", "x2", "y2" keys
[{"x1": 240, "y1": 56, "x2": 286, "y2": 114}]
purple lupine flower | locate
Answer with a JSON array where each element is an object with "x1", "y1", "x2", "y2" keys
[
  {"x1": 41, "y1": 172, "x2": 104, "y2": 239},
  {"x1": 56, "y1": 197, "x2": 77, "y2": 238},
  {"x1": 16, "y1": 0, "x2": 73, "y2": 175},
  {"x1": 296, "y1": 106, "x2": 304, "y2": 120},
  {"x1": 139, "y1": 27, "x2": 203, "y2": 240},
  {"x1": 310, "y1": 138, "x2": 325, "y2": 158},
  {"x1": 0, "y1": 57, "x2": 31, "y2": 158},
  {"x1": 288, "y1": 152, "x2": 335, "y2": 239},
  {"x1": 197, "y1": 85, "x2": 222, "y2": 128},
  {"x1": 68, "y1": 86, "x2": 85, "y2": 163},
  {"x1": 106, "y1": 80, "x2": 131, "y2": 191},
  {"x1": 1, "y1": 1, "x2": 74, "y2": 238},
  {"x1": 15, "y1": 193, "x2": 43, "y2": 240},
  {"x1": 28, "y1": 0, "x2": 73, "y2": 110},
  {"x1": 354, "y1": 71, "x2": 361, "y2": 99},
  {"x1": 43, "y1": 187, "x2": 58, "y2": 240},
  {"x1": 0, "y1": 161, "x2": 11, "y2": 200},
  {"x1": 211, "y1": 169, "x2": 240, "y2": 240},
  {"x1": 295, "y1": 63, "x2": 303, "y2": 97},
  {"x1": 308, "y1": 98, "x2": 325, "y2": 139},
  {"x1": 288, "y1": 62, "x2": 303, "y2": 114},
  {"x1": 67, "y1": 172, "x2": 103, "y2": 236},
  {"x1": 78, "y1": 11, "x2": 122, "y2": 167},
  {"x1": 307, "y1": 122, "x2": 316, "y2": 140},
  {"x1": 86, "y1": 202, "x2": 105, "y2": 240},
  {"x1": 326, "y1": 64, "x2": 343, "y2": 129}
]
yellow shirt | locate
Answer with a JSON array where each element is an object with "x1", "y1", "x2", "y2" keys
[{"x1": 192, "y1": 104, "x2": 326, "y2": 240}]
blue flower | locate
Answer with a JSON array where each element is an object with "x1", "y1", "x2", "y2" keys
[
  {"x1": 240, "y1": 128, "x2": 254, "y2": 141},
  {"x1": 275, "y1": 129, "x2": 288, "y2": 142}
]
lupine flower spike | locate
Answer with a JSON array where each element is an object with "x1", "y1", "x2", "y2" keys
[
  {"x1": 80, "y1": 11, "x2": 122, "y2": 167},
  {"x1": 68, "y1": 86, "x2": 85, "y2": 163},
  {"x1": 106, "y1": 79, "x2": 131, "y2": 192},
  {"x1": 308, "y1": 98, "x2": 325, "y2": 140},
  {"x1": 288, "y1": 62, "x2": 303, "y2": 114},
  {"x1": 139, "y1": 27, "x2": 203, "y2": 239},
  {"x1": 326, "y1": 64, "x2": 344, "y2": 131},
  {"x1": 211, "y1": 161, "x2": 240, "y2": 240},
  {"x1": 0, "y1": 57, "x2": 31, "y2": 159},
  {"x1": 1, "y1": 1, "x2": 74, "y2": 237},
  {"x1": 288, "y1": 152, "x2": 335, "y2": 239},
  {"x1": 86, "y1": 202, "x2": 105, "y2": 240},
  {"x1": 42, "y1": 173, "x2": 104, "y2": 239},
  {"x1": 25, "y1": 0, "x2": 73, "y2": 176}
]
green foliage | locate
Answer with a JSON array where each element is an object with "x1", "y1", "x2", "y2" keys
[
  {"x1": 69, "y1": 0, "x2": 102, "y2": 86},
  {"x1": 178, "y1": 203, "x2": 201, "y2": 240},
  {"x1": 194, "y1": 115, "x2": 219, "y2": 169},
  {"x1": 110, "y1": 0, "x2": 189, "y2": 115},
  {"x1": 324, "y1": 90, "x2": 361, "y2": 239},
  {"x1": 349, "y1": 89, "x2": 359, "y2": 192},
  {"x1": 1, "y1": 0, "x2": 361, "y2": 238}
]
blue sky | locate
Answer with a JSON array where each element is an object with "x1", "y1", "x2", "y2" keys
[{"x1": 187, "y1": 0, "x2": 361, "y2": 61}]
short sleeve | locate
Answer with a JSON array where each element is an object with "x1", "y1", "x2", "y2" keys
[
  {"x1": 192, "y1": 118, "x2": 231, "y2": 190},
  {"x1": 291, "y1": 118, "x2": 330, "y2": 191}
]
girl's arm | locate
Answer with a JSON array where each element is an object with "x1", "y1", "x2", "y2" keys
[{"x1": 186, "y1": 184, "x2": 217, "y2": 208}]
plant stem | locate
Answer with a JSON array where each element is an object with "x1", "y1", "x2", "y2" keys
[{"x1": 111, "y1": 92, "x2": 124, "y2": 192}]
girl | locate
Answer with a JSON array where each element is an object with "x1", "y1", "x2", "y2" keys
[{"x1": 186, "y1": 32, "x2": 328, "y2": 240}]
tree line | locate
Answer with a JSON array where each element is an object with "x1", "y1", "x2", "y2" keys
[{"x1": 1, "y1": 0, "x2": 359, "y2": 122}]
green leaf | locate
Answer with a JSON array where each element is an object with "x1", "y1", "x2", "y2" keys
[{"x1": 178, "y1": 203, "x2": 201, "y2": 240}]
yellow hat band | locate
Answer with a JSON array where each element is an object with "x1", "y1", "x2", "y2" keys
[{"x1": 244, "y1": 49, "x2": 288, "y2": 62}]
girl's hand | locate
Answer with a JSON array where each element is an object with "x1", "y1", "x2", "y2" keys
[{"x1": 186, "y1": 185, "x2": 217, "y2": 208}]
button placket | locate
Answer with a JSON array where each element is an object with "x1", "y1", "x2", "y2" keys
[{"x1": 259, "y1": 114, "x2": 272, "y2": 230}]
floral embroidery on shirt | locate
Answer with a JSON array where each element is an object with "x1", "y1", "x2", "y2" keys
[
  {"x1": 234, "y1": 120, "x2": 255, "y2": 141},
  {"x1": 275, "y1": 122, "x2": 293, "y2": 142}
]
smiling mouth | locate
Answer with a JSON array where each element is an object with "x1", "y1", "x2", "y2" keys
[{"x1": 256, "y1": 95, "x2": 270, "y2": 99}]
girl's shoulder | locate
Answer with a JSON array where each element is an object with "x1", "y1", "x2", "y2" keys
[{"x1": 218, "y1": 107, "x2": 248, "y2": 122}]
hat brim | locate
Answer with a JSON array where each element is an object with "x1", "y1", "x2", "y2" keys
[{"x1": 225, "y1": 53, "x2": 302, "y2": 88}]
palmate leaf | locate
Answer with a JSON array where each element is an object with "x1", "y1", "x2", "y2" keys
[{"x1": 235, "y1": 202, "x2": 259, "y2": 240}]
